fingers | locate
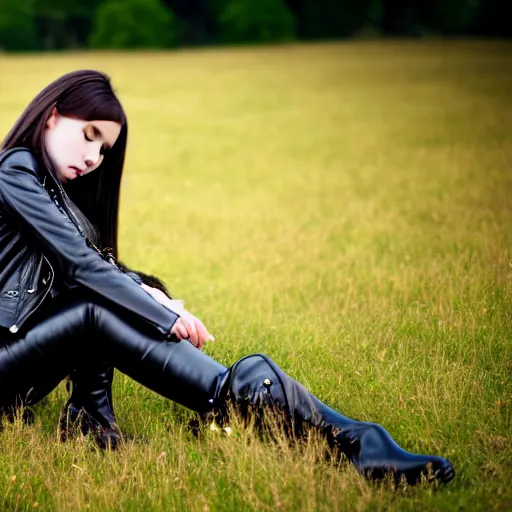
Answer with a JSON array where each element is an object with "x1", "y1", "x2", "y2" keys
[
  {"x1": 192, "y1": 317, "x2": 209, "y2": 350},
  {"x1": 170, "y1": 311, "x2": 214, "y2": 351},
  {"x1": 181, "y1": 314, "x2": 199, "y2": 347},
  {"x1": 170, "y1": 318, "x2": 189, "y2": 340}
]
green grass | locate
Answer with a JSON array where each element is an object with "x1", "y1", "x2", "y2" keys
[{"x1": 0, "y1": 40, "x2": 511, "y2": 511}]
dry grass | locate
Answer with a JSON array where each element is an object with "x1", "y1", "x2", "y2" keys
[{"x1": 0, "y1": 40, "x2": 511, "y2": 510}]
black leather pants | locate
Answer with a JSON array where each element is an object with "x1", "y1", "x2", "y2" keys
[
  {"x1": 0, "y1": 297, "x2": 454, "y2": 485},
  {"x1": 0, "y1": 297, "x2": 225, "y2": 413}
]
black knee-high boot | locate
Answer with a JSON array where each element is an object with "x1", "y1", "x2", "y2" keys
[
  {"x1": 0, "y1": 300, "x2": 454, "y2": 484},
  {"x1": 211, "y1": 354, "x2": 455, "y2": 485},
  {"x1": 60, "y1": 362, "x2": 121, "y2": 450}
]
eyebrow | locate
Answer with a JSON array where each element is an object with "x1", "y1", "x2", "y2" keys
[{"x1": 91, "y1": 125, "x2": 112, "y2": 150}]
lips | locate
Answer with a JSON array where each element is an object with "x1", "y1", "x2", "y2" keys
[{"x1": 69, "y1": 166, "x2": 83, "y2": 178}]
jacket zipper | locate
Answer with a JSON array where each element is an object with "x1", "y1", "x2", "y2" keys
[
  {"x1": 9, "y1": 176, "x2": 75, "y2": 333},
  {"x1": 9, "y1": 256, "x2": 55, "y2": 334}
]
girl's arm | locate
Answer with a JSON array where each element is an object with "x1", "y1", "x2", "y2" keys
[
  {"x1": 0, "y1": 149, "x2": 179, "y2": 338},
  {"x1": 117, "y1": 263, "x2": 214, "y2": 349}
]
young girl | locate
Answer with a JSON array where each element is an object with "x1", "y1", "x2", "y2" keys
[{"x1": 0, "y1": 70, "x2": 454, "y2": 485}]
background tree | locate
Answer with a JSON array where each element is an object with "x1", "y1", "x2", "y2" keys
[
  {"x1": 161, "y1": 0, "x2": 211, "y2": 45},
  {"x1": 31, "y1": 0, "x2": 100, "y2": 50},
  {"x1": 473, "y1": 0, "x2": 512, "y2": 36},
  {"x1": 416, "y1": 0, "x2": 481, "y2": 35},
  {"x1": 89, "y1": 0, "x2": 178, "y2": 49},
  {"x1": 285, "y1": 0, "x2": 374, "y2": 39},
  {"x1": 217, "y1": 0, "x2": 295, "y2": 43},
  {"x1": 0, "y1": 0, "x2": 38, "y2": 51},
  {"x1": 379, "y1": 0, "x2": 417, "y2": 35},
  {"x1": 0, "y1": 0, "x2": 511, "y2": 52}
]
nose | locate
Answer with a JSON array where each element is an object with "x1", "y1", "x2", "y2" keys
[{"x1": 84, "y1": 150, "x2": 100, "y2": 169}]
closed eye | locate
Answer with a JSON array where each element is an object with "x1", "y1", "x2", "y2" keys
[
  {"x1": 84, "y1": 127, "x2": 110, "y2": 155},
  {"x1": 84, "y1": 127, "x2": 95, "y2": 142},
  {"x1": 84, "y1": 125, "x2": 111, "y2": 154}
]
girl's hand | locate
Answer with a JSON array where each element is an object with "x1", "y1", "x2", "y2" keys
[
  {"x1": 170, "y1": 312, "x2": 213, "y2": 350},
  {"x1": 141, "y1": 284, "x2": 214, "y2": 350}
]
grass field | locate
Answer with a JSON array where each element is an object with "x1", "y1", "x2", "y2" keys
[{"x1": 0, "y1": 40, "x2": 511, "y2": 511}]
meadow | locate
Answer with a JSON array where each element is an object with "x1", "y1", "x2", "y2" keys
[{"x1": 0, "y1": 40, "x2": 511, "y2": 511}]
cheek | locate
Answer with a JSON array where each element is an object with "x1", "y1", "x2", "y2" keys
[
  {"x1": 46, "y1": 130, "x2": 77, "y2": 162},
  {"x1": 44, "y1": 131, "x2": 60, "y2": 162}
]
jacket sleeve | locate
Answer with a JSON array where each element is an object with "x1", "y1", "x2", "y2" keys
[
  {"x1": 124, "y1": 271, "x2": 144, "y2": 285},
  {"x1": 0, "y1": 149, "x2": 179, "y2": 337}
]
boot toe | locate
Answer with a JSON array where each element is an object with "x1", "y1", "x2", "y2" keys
[
  {"x1": 434, "y1": 458, "x2": 455, "y2": 484},
  {"x1": 395, "y1": 456, "x2": 456, "y2": 485}
]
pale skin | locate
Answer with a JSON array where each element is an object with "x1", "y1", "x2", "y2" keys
[{"x1": 45, "y1": 110, "x2": 213, "y2": 350}]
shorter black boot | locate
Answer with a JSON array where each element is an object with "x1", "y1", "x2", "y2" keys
[
  {"x1": 60, "y1": 362, "x2": 121, "y2": 450},
  {"x1": 213, "y1": 353, "x2": 455, "y2": 485}
]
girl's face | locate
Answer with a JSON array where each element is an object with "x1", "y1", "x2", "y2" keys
[{"x1": 45, "y1": 110, "x2": 122, "y2": 183}]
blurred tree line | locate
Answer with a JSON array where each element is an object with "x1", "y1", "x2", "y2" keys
[{"x1": 0, "y1": 0, "x2": 510, "y2": 51}]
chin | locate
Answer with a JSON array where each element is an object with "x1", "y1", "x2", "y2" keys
[{"x1": 56, "y1": 169, "x2": 72, "y2": 183}]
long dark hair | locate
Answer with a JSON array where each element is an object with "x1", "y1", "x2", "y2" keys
[{"x1": 1, "y1": 70, "x2": 127, "y2": 258}]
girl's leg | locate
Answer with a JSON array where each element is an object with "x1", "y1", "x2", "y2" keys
[
  {"x1": 60, "y1": 361, "x2": 120, "y2": 449},
  {"x1": 0, "y1": 299, "x2": 454, "y2": 484},
  {"x1": 11, "y1": 293, "x2": 121, "y2": 447},
  {"x1": 0, "y1": 298, "x2": 225, "y2": 415},
  {"x1": 215, "y1": 354, "x2": 455, "y2": 485}
]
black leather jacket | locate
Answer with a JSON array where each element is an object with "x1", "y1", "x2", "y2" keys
[{"x1": 0, "y1": 148, "x2": 179, "y2": 337}]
